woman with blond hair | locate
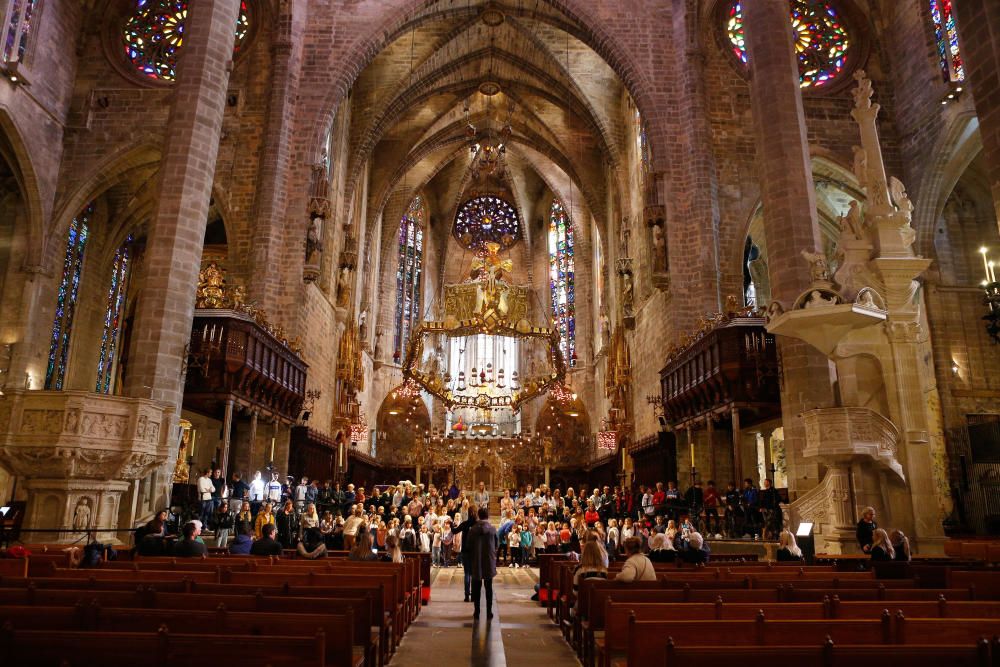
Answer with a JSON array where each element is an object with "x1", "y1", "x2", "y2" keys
[
  {"x1": 571, "y1": 539, "x2": 609, "y2": 614},
  {"x1": 776, "y1": 529, "x2": 803, "y2": 562},
  {"x1": 869, "y1": 528, "x2": 895, "y2": 561},
  {"x1": 381, "y1": 534, "x2": 404, "y2": 563},
  {"x1": 890, "y1": 529, "x2": 911, "y2": 562},
  {"x1": 253, "y1": 502, "x2": 275, "y2": 540},
  {"x1": 342, "y1": 504, "x2": 366, "y2": 550}
]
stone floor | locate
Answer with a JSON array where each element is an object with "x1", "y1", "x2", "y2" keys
[{"x1": 388, "y1": 565, "x2": 581, "y2": 667}]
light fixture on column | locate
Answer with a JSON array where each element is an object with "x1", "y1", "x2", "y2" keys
[{"x1": 979, "y1": 247, "x2": 1000, "y2": 344}]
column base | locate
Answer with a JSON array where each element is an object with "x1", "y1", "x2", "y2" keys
[{"x1": 20, "y1": 478, "x2": 131, "y2": 544}]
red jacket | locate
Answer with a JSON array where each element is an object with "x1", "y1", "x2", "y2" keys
[{"x1": 584, "y1": 509, "x2": 600, "y2": 525}]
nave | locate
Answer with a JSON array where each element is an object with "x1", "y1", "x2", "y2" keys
[{"x1": 389, "y1": 567, "x2": 579, "y2": 667}]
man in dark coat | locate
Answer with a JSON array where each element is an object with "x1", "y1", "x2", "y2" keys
[
  {"x1": 451, "y1": 507, "x2": 479, "y2": 602},
  {"x1": 467, "y1": 506, "x2": 498, "y2": 620}
]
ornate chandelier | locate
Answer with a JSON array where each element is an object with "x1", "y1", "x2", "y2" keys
[
  {"x1": 465, "y1": 88, "x2": 513, "y2": 182},
  {"x1": 402, "y1": 243, "x2": 566, "y2": 413}
]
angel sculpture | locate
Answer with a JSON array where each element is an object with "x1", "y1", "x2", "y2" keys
[{"x1": 801, "y1": 249, "x2": 831, "y2": 283}]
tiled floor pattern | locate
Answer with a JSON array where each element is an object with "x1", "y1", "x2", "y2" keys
[{"x1": 388, "y1": 565, "x2": 580, "y2": 667}]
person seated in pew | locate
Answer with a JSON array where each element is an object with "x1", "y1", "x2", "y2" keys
[
  {"x1": 229, "y1": 524, "x2": 254, "y2": 555},
  {"x1": 297, "y1": 527, "x2": 328, "y2": 560},
  {"x1": 173, "y1": 520, "x2": 208, "y2": 558},
  {"x1": 250, "y1": 523, "x2": 284, "y2": 557},
  {"x1": 890, "y1": 529, "x2": 911, "y2": 562},
  {"x1": 869, "y1": 528, "x2": 895, "y2": 562},
  {"x1": 680, "y1": 531, "x2": 710, "y2": 565},
  {"x1": 618, "y1": 537, "x2": 656, "y2": 582},
  {"x1": 381, "y1": 534, "x2": 404, "y2": 563},
  {"x1": 570, "y1": 539, "x2": 609, "y2": 615},
  {"x1": 349, "y1": 526, "x2": 379, "y2": 561},
  {"x1": 648, "y1": 531, "x2": 676, "y2": 563},
  {"x1": 776, "y1": 529, "x2": 804, "y2": 562}
]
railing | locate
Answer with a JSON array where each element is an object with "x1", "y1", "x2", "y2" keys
[
  {"x1": 659, "y1": 318, "x2": 779, "y2": 426},
  {"x1": 185, "y1": 310, "x2": 308, "y2": 422}
]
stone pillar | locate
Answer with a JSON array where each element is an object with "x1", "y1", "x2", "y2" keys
[
  {"x1": 249, "y1": 1, "x2": 305, "y2": 311},
  {"x1": 743, "y1": 0, "x2": 833, "y2": 497},
  {"x1": 220, "y1": 398, "x2": 234, "y2": 475},
  {"x1": 952, "y1": 0, "x2": 1000, "y2": 224},
  {"x1": 665, "y1": 2, "x2": 723, "y2": 329},
  {"x1": 124, "y1": 0, "x2": 243, "y2": 409},
  {"x1": 730, "y1": 407, "x2": 742, "y2": 483}
]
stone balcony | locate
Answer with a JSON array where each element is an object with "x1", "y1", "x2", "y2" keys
[
  {"x1": 0, "y1": 389, "x2": 174, "y2": 541},
  {"x1": 802, "y1": 406, "x2": 904, "y2": 480}
]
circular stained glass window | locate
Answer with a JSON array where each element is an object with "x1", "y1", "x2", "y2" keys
[
  {"x1": 122, "y1": 0, "x2": 251, "y2": 82},
  {"x1": 453, "y1": 196, "x2": 521, "y2": 251},
  {"x1": 725, "y1": 0, "x2": 852, "y2": 89}
]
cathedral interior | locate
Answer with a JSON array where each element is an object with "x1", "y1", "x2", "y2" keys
[{"x1": 0, "y1": 0, "x2": 999, "y2": 555}]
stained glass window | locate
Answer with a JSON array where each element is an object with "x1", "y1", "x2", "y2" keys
[
  {"x1": 122, "y1": 0, "x2": 251, "y2": 82},
  {"x1": 725, "y1": 0, "x2": 852, "y2": 89},
  {"x1": 929, "y1": 0, "x2": 964, "y2": 83},
  {"x1": 393, "y1": 196, "x2": 424, "y2": 363},
  {"x1": 95, "y1": 236, "x2": 133, "y2": 394},
  {"x1": 636, "y1": 109, "x2": 650, "y2": 177},
  {"x1": 548, "y1": 200, "x2": 576, "y2": 367},
  {"x1": 3, "y1": 0, "x2": 38, "y2": 64},
  {"x1": 453, "y1": 195, "x2": 521, "y2": 251},
  {"x1": 45, "y1": 203, "x2": 93, "y2": 390}
]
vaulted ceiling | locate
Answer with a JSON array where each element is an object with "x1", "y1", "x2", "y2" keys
[{"x1": 344, "y1": 2, "x2": 634, "y2": 284}]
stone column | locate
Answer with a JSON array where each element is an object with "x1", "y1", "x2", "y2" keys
[
  {"x1": 249, "y1": 1, "x2": 305, "y2": 311},
  {"x1": 743, "y1": 0, "x2": 833, "y2": 496},
  {"x1": 664, "y1": 2, "x2": 723, "y2": 330},
  {"x1": 123, "y1": 0, "x2": 243, "y2": 409},
  {"x1": 952, "y1": 0, "x2": 1000, "y2": 223}
]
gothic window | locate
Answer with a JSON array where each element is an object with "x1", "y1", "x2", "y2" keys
[
  {"x1": 122, "y1": 0, "x2": 251, "y2": 82},
  {"x1": 453, "y1": 195, "x2": 521, "y2": 251},
  {"x1": 393, "y1": 196, "x2": 424, "y2": 363},
  {"x1": 45, "y1": 203, "x2": 93, "y2": 390},
  {"x1": 548, "y1": 200, "x2": 576, "y2": 367},
  {"x1": 95, "y1": 236, "x2": 133, "y2": 393},
  {"x1": 3, "y1": 0, "x2": 38, "y2": 64},
  {"x1": 725, "y1": 0, "x2": 853, "y2": 89},
  {"x1": 743, "y1": 236, "x2": 760, "y2": 308},
  {"x1": 635, "y1": 109, "x2": 650, "y2": 178},
  {"x1": 929, "y1": 0, "x2": 964, "y2": 83}
]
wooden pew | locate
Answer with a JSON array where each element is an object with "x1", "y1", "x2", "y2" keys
[
  {"x1": 893, "y1": 615, "x2": 1000, "y2": 645},
  {"x1": 950, "y1": 571, "x2": 1000, "y2": 599},
  {"x1": 783, "y1": 586, "x2": 973, "y2": 602},
  {"x1": 591, "y1": 600, "x2": 828, "y2": 667},
  {"x1": 832, "y1": 598, "x2": 1000, "y2": 619},
  {"x1": 0, "y1": 578, "x2": 392, "y2": 665},
  {"x1": 623, "y1": 616, "x2": 894, "y2": 666},
  {"x1": 226, "y1": 571, "x2": 403, "y2": 654},
  {"x1": 0, "y1": 605, "x2": 364, "y2": 667},
  {"x1": 0, "y1": 625, "x2": 330, "y2": 667},
  {"x1": 660, "y1": 639, "x2": 993, "y2": 667},
  {"x1": 0, "y1": 588, "x2": 382, "y2": 667}
]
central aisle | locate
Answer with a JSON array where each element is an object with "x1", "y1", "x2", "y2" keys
[{"x1": 388, "y1": 566, "x2": 581, "y2": 667}]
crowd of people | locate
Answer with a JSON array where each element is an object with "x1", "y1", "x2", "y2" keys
[{"x1": 138, "y1": 469, "x2": 908, "y2": 565}]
